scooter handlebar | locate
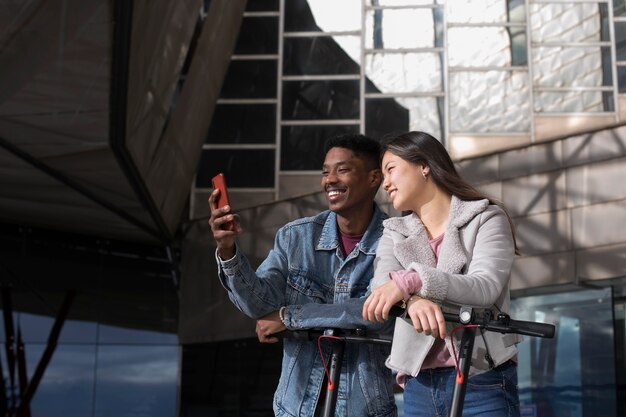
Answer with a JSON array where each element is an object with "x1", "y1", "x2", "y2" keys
[{"x1": 443, "y1": 310, "x2": 555, "y2": 339}]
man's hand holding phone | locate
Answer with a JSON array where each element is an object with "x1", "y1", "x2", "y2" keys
[{"x1": 209, "y1": 173, "x2": 240, "y2": 260}]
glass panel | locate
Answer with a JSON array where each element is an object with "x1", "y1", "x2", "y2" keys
[
  {"x1": 508, "y1": 26, "x2": 528, "y2": 66},
  {"x1": 365, "y1": 9, "x2": 437, "y2": 49},
  {"x1": 530, "y1": 3, "x2": 602, "y2": 43},
  {"x1": 365, "y1": 97, "x2": 442, "y2": 141},
  {"x1": 285, "y1": 0, "x2": 360, "y2": 32},
  {"x1": 511, "y1": 288, "x2": 617, "y2": 417},
  {"x1": 27, "y1": 344, "x2": 97, "y2": 417},
  {"x1": 282, "y1": 80, "x2": 360, "y2": 120},
  {"x1": 599, "y1": 3, "x2": 610, "y2": 42},
  {"x1": 508, "y1": 0, "x2": 526, "y2": 23},
  {"x1": 366, "y1": 0, "x2": 434, "y2": 5},
  {"x1": 448, "y1": 0, "x2": 511, "y2": 23},
  {"x1": 94, "y1": 346, "x2": 179, "y2": 417},
  {"x1": 615, "y1": 22, "x2": 626, "y2": 61},
  {"x1": 449, "y1": 71, "x2": 530, "y2": 132},
  {"x1": 533, "y1": 47, "x2": 611, "y2": 88},
  {"x1": 365, "y1": 52, "x2": 442, "y2": 93},
  {"x1": 280, "y1": 125, "x2": 359, "y2": 170},
  {"x1": 534, "y1": 91, "x2": 614, "y2": 113},
  {"x1": 234, "y1": 17, "x2": 279, "y2": 55},
  {"x1": 207, "y1": 104, "x2": 276, "y2": 144},
  {"x1": 614, "y1": 0, "x2": 626, "y2": 17},
  {"x1": 98, "y1": 325, "x2": 178, "y2": 344},
  {"x1": 245, "y1": 0, "x2": 279, "y2": 11},
  {"x1": 365, "y1": 98, "x2": 410, "y2": 141},
  {"x1": 449, "y1": 27, "x2": 514, "y2": 67},
  {"x1": 196, "y1": 149, "x2": 275, "y2": 187},
  {"x1": 618, "y1": 66, "x2": 626, "y2": 93},
  {"x1": 220, "y1": 60, "x2": 277, "y2": 99},
  {"x1": 18, "y1": 313, "x2": 97, "y2": 343},
  {"x1": 616, "y1": 300, "x2": 626, "y2": 417},
  {"x1": 283, "y1": 36, "x2": 361, "y2": 75}
]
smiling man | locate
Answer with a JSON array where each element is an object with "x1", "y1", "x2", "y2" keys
[{"x1": 209, "y1": 134, "x2": 397, "y2": 417}]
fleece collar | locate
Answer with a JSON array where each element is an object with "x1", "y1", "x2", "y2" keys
[{"x1": 382, "y1": 196, "x2": 489, "y2": 274}]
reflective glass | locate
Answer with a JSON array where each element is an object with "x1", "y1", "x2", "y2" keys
[
  {"x1": 285, "y1": 0, "x2": 360, "y2": 32},
  {"x1": 207, "y1": 104, "x2": 276, "y2": 144},
  {"x1": 196, "y1": 149, "x2": 275, "y2": 187},
  {"x1": 94, "y1": 345, "x2": 179, "y2": 417},
  {"x1": 618, "y1": 66, "x2": 626, "y2": 93},
  {"x1": 533, "y1": 47, "x2": 611, "y2": 88},
  {"x1": 245, "y1": 0, "x2": 279, "y2": 11},
  {"x1": 615, "y1": 22, "x2": 626, "y2": 61},
  {"x1": 27, "y1": 344, "x2": 97, "y2": 417},
  {"x1": 365, "y1": 97, "x2": 442, "y2": 141},
  {"x1": 98, "y1": 325, "x2": 178, "y2": 345},
  {"x1": 508, "y1": 0, "x2": 526, "y2": 23},
  {"x1": 365, "y1": 52, "x2": 442, "y2": 93},
  {"x1": 530, "y1": 3, "x2": 603, "y2": 44},
  {"x1": 365, "y1": 98, "x2": 411, "y2": 141},
  {"x1": 282, "y1": 80, "x2": 359, "y2": 120},
  {"x1": 283, "y1": 36, "x2": 361, "y2": 75},
  {"x1": 234, "y1": 17, "x2": 279, "y2": 55},
  {"x1": 449, "y1": 27, "x2": 514, "y2": 67},
  {"x1": 365, "y1": 9, "x2": 437, "y2": 49},
  {"x1": 448, "y1": 0, "x2": 513, "y2": 23},
  {"x1": 19, "y1": 313, "x2": 97, "y2": 343},
  {"x1": 511, "y1": 288, "x2": 617, "y2": 417},
  {"x1": 534, "y1": 91, "x2": 614, "y2": 113},
  {"x1": 599, "y1": 3, "x2": 610, "y2": 42},
  {"x1": 449, "y1": 71, "x2": 530, "y2": 132},
  {"x1": 280, "y1": 125, "x2": 359, "y2": 171},
  {"x1": 614, "y1": 0, "x2": 626, "y2": 17},
  {"x1": 366, "y1": 0, "x2": 434, "y2": 5},
  {"x1": 508, "y1": 26, "x2": 528, "y2": 66},
  {"x1": 220, "y1": 60, "x2": 277, "y2": 99}
]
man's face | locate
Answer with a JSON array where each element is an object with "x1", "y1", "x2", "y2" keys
[{"x1": 321, "y1": 147, "x2": 378, "y2": 216}]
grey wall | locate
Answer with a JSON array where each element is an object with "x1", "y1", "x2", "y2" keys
[{"x1": 458, "y1": 124, "x2": 626, "y2": 295}]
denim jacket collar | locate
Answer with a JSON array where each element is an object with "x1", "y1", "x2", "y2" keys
[{"x1": 316, "y1": 203, "x2": 386, "y2": 255}]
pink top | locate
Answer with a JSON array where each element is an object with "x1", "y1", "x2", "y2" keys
[{"x1": 391, "y1": 233, "x2": 454, "y2": 386}]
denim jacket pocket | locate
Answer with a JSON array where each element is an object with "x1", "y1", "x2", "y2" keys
[{"x1": 286, "y1": 267, "x2": 332, "y2": 304}]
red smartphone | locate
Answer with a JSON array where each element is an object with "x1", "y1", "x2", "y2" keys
[{"x1": 211, "y1": 173, "x2": 235, "y2": 231}]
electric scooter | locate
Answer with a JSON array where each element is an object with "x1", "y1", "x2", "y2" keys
[{"x1": 285, "y1": 306, "x2": 555, "y2": 417}]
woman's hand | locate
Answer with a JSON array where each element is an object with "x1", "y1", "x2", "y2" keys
[
  {"x1": 362, "y1": 280, "x2": 405, "y2": 322},
  {"x1": 406, "y1": 297, "x2": 446, "y2": 339}
]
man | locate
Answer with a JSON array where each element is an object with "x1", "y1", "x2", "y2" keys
[{"x1": 209, "y1": 134, "x2": 397, "y2": 417}]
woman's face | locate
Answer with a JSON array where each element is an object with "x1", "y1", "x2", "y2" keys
[{"x1": 381, "y1": 150, "x2": 427, "y2": 212}]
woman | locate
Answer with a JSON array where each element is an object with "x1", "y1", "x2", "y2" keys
[{"x1": 362, "y1": 131, "x2": 521, "y2": 417}]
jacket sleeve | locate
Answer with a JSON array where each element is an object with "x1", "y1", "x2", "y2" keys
[
  {"x1": 217, "y1": 227, "x2": 291, "y2": 319},
  {"x1": 282, "y1": 297, "x2": 395, "y2": 334},
  {"x1": 370, "y1": 228, "x2": 404, "y2": 290},
  {"x1": 282, "y1": 230, "x2": 398, "y2": 333},
  {"x1": 408, "y1": 207, "x2": 515, "y2": 307}
]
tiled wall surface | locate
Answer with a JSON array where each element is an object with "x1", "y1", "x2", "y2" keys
[{"x1": 458, "y1": 124, "x2": 626, "y2": 293}]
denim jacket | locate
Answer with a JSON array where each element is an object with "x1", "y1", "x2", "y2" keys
[{"x1": 217, "y1": 204, "x2": 397, "y2": 417}]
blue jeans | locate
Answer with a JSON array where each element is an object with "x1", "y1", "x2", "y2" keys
[{"x1": 404, "y1": 361, "x2": 520, "y2": 417}]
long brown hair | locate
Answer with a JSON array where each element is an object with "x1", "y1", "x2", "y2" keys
[{"x1": 382, "y1": 131, "x2": 519, "y2": 254}]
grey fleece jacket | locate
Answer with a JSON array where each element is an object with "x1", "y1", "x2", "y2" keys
[{"x1": 371, "y1": 196, "x2": 521, "y2": 377}]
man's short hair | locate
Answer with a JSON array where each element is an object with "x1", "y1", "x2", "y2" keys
[{"x1": 323, "y1": 133, "x2": 381, "y2": 170}]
